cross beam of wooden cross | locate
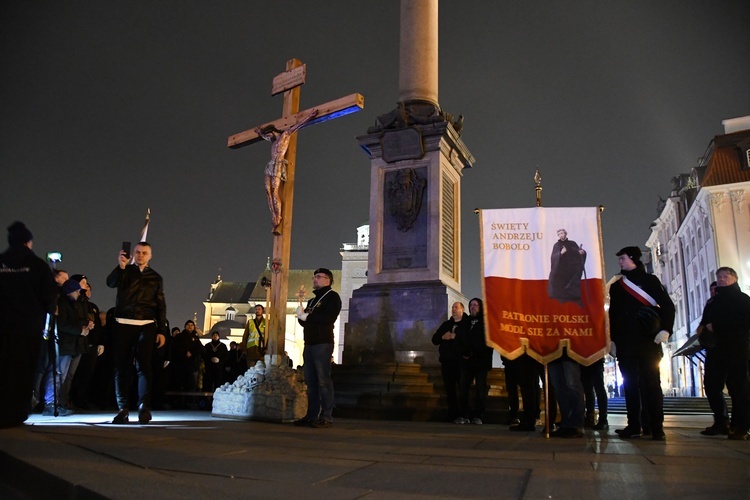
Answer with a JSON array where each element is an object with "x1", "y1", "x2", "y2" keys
[{"x1": 227, "y1": 93, "x2": 364, "y2": 149}]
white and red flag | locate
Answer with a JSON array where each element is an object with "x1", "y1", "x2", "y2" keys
[{"x1": 479, "y1": 207, "x2": 607, "y2": 365}]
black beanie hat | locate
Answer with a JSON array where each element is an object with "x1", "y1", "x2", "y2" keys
[
  {"x1": 7, "y1": 221, "x2": 33, "y2": 246},
  {"x1": 616, "y1": 246, "x2": 642, "y2": 262},
  {"x1": 314, "y1": 268, "x2": 334, "y2": 285},
  {"x1": 61, "y1": 279, "x2": 82, "y2": 295}
]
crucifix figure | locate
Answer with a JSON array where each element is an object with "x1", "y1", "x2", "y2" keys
[
  {"x1": 256, "y1": 108, "x2": 318, "y2": 234},
  {"x1": 227, "y1": 58, "x2": 363, "y2": 363}
]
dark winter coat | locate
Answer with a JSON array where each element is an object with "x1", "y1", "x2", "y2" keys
[
  {"x1": 298, "y1": 286, "x2": 342, "y2": 345},
  {"x1": 0, "y1": 244, "x2": 56, "y2": 336},
  {"x1": 432, "y1": 313, "x2": 469, "y2": 364},
  {"x1": 700, "y1": 282, "x2": 750, "y2": 359},
  {"x1": 609, "y1": 267, "x2": 675, "y2": 359}
]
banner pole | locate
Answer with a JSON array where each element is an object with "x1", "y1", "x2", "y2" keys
[
  {"x1": 544, "y1": 363, "x2": 550, "y2": 438},
  {"x1": 535, "y1": 168, "x2": 551, "y2": 437}
]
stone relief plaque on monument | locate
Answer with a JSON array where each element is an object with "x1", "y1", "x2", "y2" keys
[
  {"x1": 382, "y1": 166, "x2": 428, "y2": 270},
  {"x1": 381, "y1": 128, "x2": 424, "y2": 163}
]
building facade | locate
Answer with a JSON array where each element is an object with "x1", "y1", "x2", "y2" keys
[{"x1": 644, "y1": 116, "x2": 750, "y2": 396}]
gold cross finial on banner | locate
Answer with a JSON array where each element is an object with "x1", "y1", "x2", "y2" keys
[{"x1": 534, "y1": 168, "x2": 543, "y2": 207}]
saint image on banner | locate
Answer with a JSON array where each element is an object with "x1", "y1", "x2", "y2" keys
[{"x1": 548, "y1": 228, "x2": 587, "y2": 307}]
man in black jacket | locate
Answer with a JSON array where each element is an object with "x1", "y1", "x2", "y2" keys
[
  {"x1": 700, "y1": 267, "x2": 750, "y2": 440},
  {"x1": 41, "y1": 278, "x2": 92, "y2": 416},
  {"x1": 0, "y1": 222, "x2": 57, "y2": 427},
  {"x1": 294, "y1": 268, "x2": 341, "y2": 428},
  {"x1": 106, "y1": 242, "x2": 167, "y2": 424},
  {"x1": 609, "y1": 246, "x2": 675, "y2": 441},
  {"x1": 432, "y1": 301, "x2": 469, "y2": 423}
]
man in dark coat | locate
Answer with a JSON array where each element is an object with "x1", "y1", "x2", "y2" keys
[
  {"x1": 699, "y1": 266, "x2": 750, "y2": 440},
  {"x1": 0, "y1": 222, "x2": 57, "y2": 427},
  {"x1": 432, "y1": 301, "x2": 470, "y2": 423},
  {"x1": 609, "y1": 246, "x2": 674, "y2": 441},
  {"x1": 294, "y1": 268, "x2": 342, "y2": 428},
  {"x1": 202, "y1": 331, "x2": 228, "y2": 392}
]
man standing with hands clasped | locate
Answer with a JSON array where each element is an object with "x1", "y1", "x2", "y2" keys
[
  {"x1": 106, "y1": 242, "x2": 167, "y2": 425},
  {"x1": 699, "y1": 267, "x2": 750, "y2": 440},
  {"x1": 294, "y1": 268, "x2": 341, "y2": 428}
]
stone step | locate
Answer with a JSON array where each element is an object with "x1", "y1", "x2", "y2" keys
[{"x1": 606, "y1": 396, "x2": 731, "y2": 415}]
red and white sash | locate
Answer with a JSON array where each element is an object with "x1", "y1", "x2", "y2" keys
[{"x1": 618, "y1": 276, "x2": 658, "y2": 307}]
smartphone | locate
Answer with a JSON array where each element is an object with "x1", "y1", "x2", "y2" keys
[{"x1": 122, "y1": 241, "x2": 131, "y2": 259}]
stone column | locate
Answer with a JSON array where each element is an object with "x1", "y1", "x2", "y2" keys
[
  {"x1": 344, "y1": 0, "x2": 474, "y2": 366},
  {"x1": 399, "y1": 0, "x2": 438, "y2": 105}
]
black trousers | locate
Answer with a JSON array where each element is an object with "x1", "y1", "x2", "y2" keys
[
  {"x1": 0, "y1": 329, "x2": 41, "y2": 427},
  {"x1": 502, "y1": 356, "x2": 520, "y2": 417},
  {"x1": 581, "y1": 358, "x2": 608, "y2": 420},
  {"x1": 618, "y1": 355, "x2": 663, "y2": 432},
  {"x1": 112, "y1": 322, "x2": 156, "y2": 411},
  {"x1": 704, "y1": 349, "x2": 750, "y2": 432},
  {"x1": 440, "y1": 359, "x2": 461, "y2": 420},
  {"x1": 459, "y1": 361, "x2": 489, "y2": 419},
  {"x1": 516, "y1": 354, "x2": 557, "y2": 426}
]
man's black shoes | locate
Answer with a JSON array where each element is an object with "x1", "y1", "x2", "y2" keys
[
  {"x1": 593, "y1": 420, "x2": 609, "y2": 431},
  {"x1": 138, "y1": 405, "x2": 152, "y2": 424},
  {"x1": 550, "y1": 427, "x2": 584, "y2": 438},
  {"x1": 615, "y1": 427, "x2": 642, "y2": 439},
  {"x1": 293, "y1": 417, "x2": 331, "y2": 428},
  {"x1": 727, "y1": 430, "x2": 749, "y2": 440},
  {"x1": 700, "y1": 424, "x2": 730, "y2": 436},
  {"x1": 651, "y1": 430, "x2": 667, "y2": 441},
  {"x1": 112, "y1": 410, "x2": 129, "y2": 424}
]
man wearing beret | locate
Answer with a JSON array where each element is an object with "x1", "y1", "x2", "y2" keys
[
  {"x1": 609, "y1": 246, "x2": 675, "y2": 441},
  {"x1": 294, "y1": 268, "x2": 341, "y2": 428}
]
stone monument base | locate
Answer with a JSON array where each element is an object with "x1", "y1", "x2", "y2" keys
[
  {"x1": 212, "y1": 354, "x2": 307, "y2": 422},
  {"x1": 343, "y1": 280, "x2": 466, "y2": 366}
]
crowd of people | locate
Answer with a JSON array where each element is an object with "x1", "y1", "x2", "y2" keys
[
  {"x1": 432, "y1": 245, "x2": 749, "y2": 442},
  {"x1": 0, "y1": 222, "x2": 253, "y2": 427},
  {"x1": 2, "y1": 221, "x2": 748, "y2": 441}
]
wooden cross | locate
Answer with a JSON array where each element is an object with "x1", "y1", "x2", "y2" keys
[{"x1": 227, "y1": 58, "x2": 363, "y2": 364}]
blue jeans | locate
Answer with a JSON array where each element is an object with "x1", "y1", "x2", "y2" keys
[
  {"x1": 548, "y1": 357, "x2": 585, "y2": 429},
  {"x1": 303, "y1": 343, "x2": 334, "y2": 422}
]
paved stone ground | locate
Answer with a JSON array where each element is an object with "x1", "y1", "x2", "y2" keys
[{"x1": 0, "y1": 411, "x2": 748, "y2": 499}]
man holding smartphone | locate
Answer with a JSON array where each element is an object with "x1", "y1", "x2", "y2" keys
[{"x1": 106, "y1": 241, "x2": 167, "y2": 424}]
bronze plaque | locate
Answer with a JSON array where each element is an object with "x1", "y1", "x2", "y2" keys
[{"x1": 381, "y1": 128, "x2": 424, "y2": 163}]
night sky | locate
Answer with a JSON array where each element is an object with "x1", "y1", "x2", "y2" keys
[{"x1": 2, "y1": 1, "x2": 749, "y2": 327}]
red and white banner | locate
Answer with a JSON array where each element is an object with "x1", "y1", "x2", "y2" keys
[{"x1": 479, "y1": 207, "x2": 607, "y2": 365}]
